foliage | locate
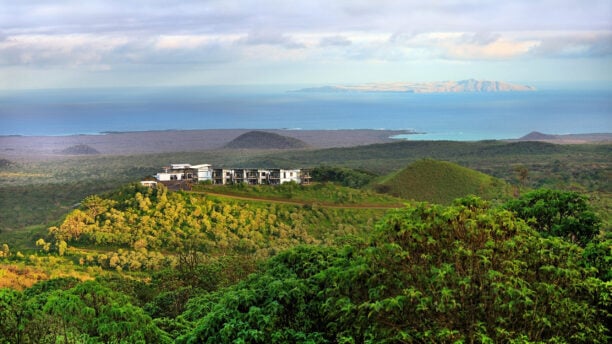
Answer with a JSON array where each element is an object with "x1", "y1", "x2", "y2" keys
[
  {"x1": 0, "y1": 280, "x2": 172, "y2": 343},
  {"x1": 1, "y1": 194, "x2": 610, "y2": 343},
  {"x1": 505, "y1": 189, "x2": 601, "y2": 246},
  {"x1": 177, "y1": 198, "x2": 610, "y2": 343},
  {"x1": 47, "y1": 183, "x2": 389, "y2": 271},
  {"x1": 311, "y1": 165, "x2": 376, "y2": 188},
  {"x1": 0, "y1": 264, "x2": 48, "y2": 290},
  {"x1": 581, "y1": 239, "x2": 612, "y2": 281}
]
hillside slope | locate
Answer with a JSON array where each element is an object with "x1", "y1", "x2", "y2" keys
[
  {"x1": 224, "y1": 131, "x2": 309, "y2": 149},
  {"x1": 374, "y1": 159, "x2": 509, "y2": 204}
]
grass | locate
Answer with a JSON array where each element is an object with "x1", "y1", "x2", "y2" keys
[
  {"x1": 373, "y1": 159, "x2": 512, "y2": 204},
  {"x1": 193, "y1": 182, "x2": 404, "y2": 206}
]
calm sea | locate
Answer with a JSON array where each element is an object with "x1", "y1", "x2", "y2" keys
[{"x1": 0, "y1": 86, "x2": 610, "y2": 140}]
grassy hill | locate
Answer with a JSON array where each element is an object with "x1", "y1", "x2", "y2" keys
[{"x1": 373, "y1": 159, "x2": 510, "y2": 204}]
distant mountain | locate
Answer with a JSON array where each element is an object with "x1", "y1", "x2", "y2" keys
[
  {"x1": 517, "y1": 131, "x2": 612, "y2": 143},
  {"x1": 519, "y1": 131, "x2": 558, "y2": 140},
  {"x1": 224, "y1": 131, "x2": 309, "y2": 149},
  {"x1": 60, "y1": 144, "x2": 100, "y2": 155},
  {"x1": 373, "y1": 159, "x2": 509, "y2": 204},
  {"x1": 296, "y1": 79, "x2": 535, "y2": 93}
]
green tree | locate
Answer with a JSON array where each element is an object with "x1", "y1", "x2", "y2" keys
[
  {"x1": 179, "y1": 198, "x2": 610, "y2": 343},
  {"x1": 0, "y1": 289, "x2": 24, "y2": 344},
  {"x1": 505, "y1": 189, "x2": 601, "y2": 246}
]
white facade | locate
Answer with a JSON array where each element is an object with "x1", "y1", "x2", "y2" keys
[
  {"x1": 192, "y1": 164, "x2": 213, "y2": 182},
  {"x1": 155, "y1": 163, "x2": 213, "y2": 182},
  {"x1": 153, "y1": 163, "x2": 310, "y2": 185},
  {"x1": 280, "y1": 169, "x2": 301, "y2": 184},
  {"x1": 155, "y1": 172, "x2": 184, "y2": 181}
]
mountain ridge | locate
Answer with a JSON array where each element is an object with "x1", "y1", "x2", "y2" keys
[{"x1": 296, "y1": 79, "x2": 535, "y2": 93}]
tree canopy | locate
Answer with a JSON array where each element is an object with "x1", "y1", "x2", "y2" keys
[
  {"x1": 505, "y1": 189, "x2": 601, "y2": 246},
  {"x1": 177, "y1": 198, "x2": 610, "y2": 343}
]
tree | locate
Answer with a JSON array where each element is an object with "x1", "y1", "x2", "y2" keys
[
  {"x1": 0, "y1": 244, "x2": 9, "y2": 258},
  {"x1": 0, "y1": 289, "x2": 24, "y2": 344},
  {"x1": 505, "y1": 189, "x2": 601, "y2": 246},
  {"x1": 178, "y1": 198, "x2": 610, "y2": 343},
  {"x1": 515, "y1": 165, "x2": 529, "y2": 187}
]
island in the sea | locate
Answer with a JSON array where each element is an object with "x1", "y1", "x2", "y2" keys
[{"x1": 296, "y1": 79, "x2": 536, "y2": 93}]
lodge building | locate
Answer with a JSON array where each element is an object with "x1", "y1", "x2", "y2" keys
[{"x1": 151, "y1": 163, "x2": 311, "y2": 185}]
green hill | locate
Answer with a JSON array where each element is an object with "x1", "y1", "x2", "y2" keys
[{"x1": 374, "y1": 159, "x2": 509, "y2": 204}]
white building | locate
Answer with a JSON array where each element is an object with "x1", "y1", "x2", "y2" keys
[
  {"x1": 153, "y1": 163, "x2": 310, "y2": 185},
  {"x1": 155, "y1": 164, "x2": 213, "y2": 182},
  {"x1": 280, "y1": 169, "x2": 301, "y2": 184}
]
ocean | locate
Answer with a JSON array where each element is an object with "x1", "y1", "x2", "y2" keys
[{"x1": 0, "y1": 86, "x2": 610, "y2": 140}]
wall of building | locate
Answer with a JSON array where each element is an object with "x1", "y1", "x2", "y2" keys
[{"x1": 156, "y1": 164, "x2": 309, "y2": 185}]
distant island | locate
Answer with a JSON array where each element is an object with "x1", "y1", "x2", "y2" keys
[
  {"x1": 296, "y1": 79, "x2": 536, "y2": 93},
  {"x1": 514, "y1": 131, "x2": 612, "y2": 144}
]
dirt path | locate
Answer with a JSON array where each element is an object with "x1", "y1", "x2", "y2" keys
[{"x1": 186, "y1": 190, "x2": 404, "y2": 210}]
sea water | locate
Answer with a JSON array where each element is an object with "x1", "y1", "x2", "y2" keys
[{"x1": 0, "y1": 86, "x2": 610, "y2": 140}]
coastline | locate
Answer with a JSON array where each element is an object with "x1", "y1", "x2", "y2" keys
[{"x1": 0, "y1": 129, "x2": 414, "y2": 159}]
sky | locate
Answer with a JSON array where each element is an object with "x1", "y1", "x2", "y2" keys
[{"x1": 0, "y1": 0, "x2": 611, "y2": 90}]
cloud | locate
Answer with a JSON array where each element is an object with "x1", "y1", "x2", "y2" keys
[
  {"x1": 0, "y1": 1, "x2": 610, "y2": 89},
  {"x1": 238, "y1": 32, "x2": 305, "y2": 49},
  {"x1": 2, "y1": 1, "x2": 611, "y2": 37},
  {"x1": 0, "y1": 33, "x2": 239, "y2": 67},
  {"x1": 528, "y1": 32, "x2": 612, "y2": 58},
  {"x1": 319, "y1": 36, "x2": 352, "y2": 47},
  {"x1": 460, "y1": 32, "x2": 501, "y2": 45}
]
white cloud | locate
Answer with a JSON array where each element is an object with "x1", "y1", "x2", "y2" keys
[
  {"x1": 237, "y1": 32, "x2": 305, "y2": 49},
  {"x1": 0, "y1": 1, "x2": 610, "y2": 88},
  {"x1": 319, "y1": 36, "x2": 352, "y2": 47},
  {"x1": 528, "y1": 32, "x2": 612, "y2": 58}
]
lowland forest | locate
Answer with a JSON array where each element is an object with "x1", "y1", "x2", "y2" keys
[{"x1": 0, "y1": 130, "x2": 610, "y2": 343}]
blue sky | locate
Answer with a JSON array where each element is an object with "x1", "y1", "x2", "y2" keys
[{"x1": 0, "y1": 0, "x2": 611, "y2": 89}]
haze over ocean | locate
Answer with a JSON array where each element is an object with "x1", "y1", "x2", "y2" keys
[{"x1": 0, "y1": 86, "x2": 610, "y2": 140}]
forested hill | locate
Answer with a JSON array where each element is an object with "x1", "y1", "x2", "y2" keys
[{"x1": 0, "y1": 187, "x2": 608, "y2": 343}]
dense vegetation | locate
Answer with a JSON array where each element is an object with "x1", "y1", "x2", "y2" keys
[
  {"x1": 39, "y1": 183, "x2": 390, "y2": 272},
  {"x1": 1, "y1": 140, "x2": 609, "y2": 232},
  {"x1": 373, "y1": 159, "x2": 511, "y2": 204},
  {"x1": 0, "y1": 139, "x2": 610, "y2": 342},
  {"x1": 1, "y1": 195, "x2": 609, "y2": 343},
  {"x1": 310, "y1": 165, "x2": 376, "y2": 188}
]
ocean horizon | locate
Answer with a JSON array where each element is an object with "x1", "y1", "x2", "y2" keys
[{"x1": 0, "y1": 86, "x2": 610, "y2": 140}]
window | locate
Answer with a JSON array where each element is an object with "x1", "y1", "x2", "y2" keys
[
  {"x1": 283, "y1": 172, "x2": 286, "y2": 178},
  {"x1": 290, "y1": 172, "x2": 293, "y2": 177}
]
